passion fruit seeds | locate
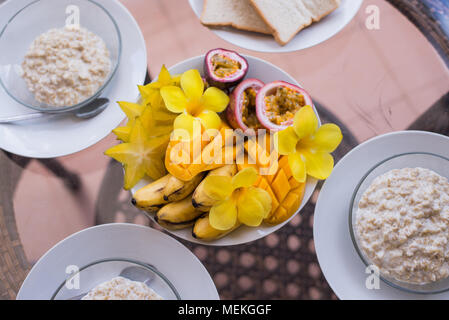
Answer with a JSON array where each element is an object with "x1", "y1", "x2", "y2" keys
[{"x1": 204, "y1": 48, "x2": 248, "y2": 90}]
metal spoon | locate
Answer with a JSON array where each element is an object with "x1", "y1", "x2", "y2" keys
[
  {"x1": 0, "y1": 98, "x2": 109, "y2": 124},
  {"x1": 68, "y1": 265, "x2": 156, "y2": 300},
  {"x1": 118, "y1": 265, "x2": 156, "y2": 287}
]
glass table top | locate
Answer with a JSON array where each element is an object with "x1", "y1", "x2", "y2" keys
[{"x1": 1, "y1": 0, "x2": 449, "y2": 300}]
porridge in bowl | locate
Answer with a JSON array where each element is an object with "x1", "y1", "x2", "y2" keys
[
  {"x1": 21, "y1": 25, "x2": 111, "y2": 107},
  {"x1": 82, "y1": 276, "x2": 163, "y2": 300},
  {"x1": 356, "y1": 167, "x2": 449, "y2": 284}
]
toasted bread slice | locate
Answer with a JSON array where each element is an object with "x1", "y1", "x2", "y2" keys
[
  {"x1": 250, "y1": 0, "x2": 340, "y2": 45},
  {"x1": 201, "y1": 0, "x2": 272, "y2": 35}
]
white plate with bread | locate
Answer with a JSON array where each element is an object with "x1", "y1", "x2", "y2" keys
[{"x1": 189, "y1": 0, "x2": 363, "y2": 52}]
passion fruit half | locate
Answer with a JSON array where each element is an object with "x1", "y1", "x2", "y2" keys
[
  {"x1": 226, "y1": 78, "x2": 265, "y2": 135},
  {"x1": 256, "y1": 81, "x2": 313, "y2": 132},
  {"x1": 204, "y1": 48, "x2": 248, "y2": 90}
]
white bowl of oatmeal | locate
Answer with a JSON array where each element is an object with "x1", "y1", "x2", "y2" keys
[
  {"x1": 0, "y1": 0, "x2": 121, "y2": 113},
  {"x1": 350, "y1": 152, "x2": 449, "y2": 294},
  {"x1": 51, "y1": 258, "x2": 180, "y2": 300}
]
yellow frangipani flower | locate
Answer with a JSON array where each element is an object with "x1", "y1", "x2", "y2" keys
[
  {"x1": 203, "y1": 167, "x2": 272, "y2": 231},
  {"x1": 160, "y1": 69, "x2": 229, "y2": 137},
  {"x1": 274, "y1": 105, "x2": 343, "y2": 183}
]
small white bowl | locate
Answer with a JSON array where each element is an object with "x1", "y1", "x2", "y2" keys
[
  {"x1": 0, "y1": 0, "x2": 122, "y2": 113},
  {"x1": 131, "y1": 54, "x2": 320, "y2": 246}
]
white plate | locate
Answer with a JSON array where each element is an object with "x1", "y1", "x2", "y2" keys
[
  {"x1": 189, "y1": 0, "x2": 363, "y2": 53},
  {"x1": 0, "y1": 0, "x2": 147, "y2": 158},
  {"x1": 314, "y1": 131, "x2": 449, "y2": 300},
  {"x1": 131, "y1": 54, "x2": 319, "y2": 246},
  {"x1": 17, "y1": 223, "x2": 219, "y2": 300}
]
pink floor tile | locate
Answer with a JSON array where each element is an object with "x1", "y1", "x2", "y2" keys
[
  {"x1": 14, "y1": 134, "x2": 115, "y2": 262},
  {"x1": 361, "y1": 1, "x2": 449, "y2": 114}
]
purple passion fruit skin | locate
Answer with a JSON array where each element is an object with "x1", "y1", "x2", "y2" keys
[
  {"x1": 226, "y1": 78, "x2": 265, "y2": 135},
  {"x1": 256, "y1": 81, "x2": 314, "y2": 132},
  {"x1": 204, "y1": 48, "x2": 249, "y2": 90},
  {"x1": 202, "y1": 77, "x2": 210, "y2": 90},
  {"x1": 203, "y1": 77, "x2": 230, "y2": 95}
]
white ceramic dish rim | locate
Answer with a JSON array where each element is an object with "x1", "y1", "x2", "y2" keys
[{"x1": 131, "y1": 53, "x2": 320, "y2": 246}]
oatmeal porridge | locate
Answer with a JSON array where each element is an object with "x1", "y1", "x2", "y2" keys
[
  {"x1": 356, "y1": 167, "x2": 449, "y2": 284},
  {"x1": 82, "y1": 276, "x2": 163, "y2": 300},
  {"x1": 21, "y1": 25, "x2": 111, "y2": 107}
]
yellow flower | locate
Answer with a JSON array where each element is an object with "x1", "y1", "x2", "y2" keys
[
  {"x1": 160, "y1": 69, "x2": 229, "y2": 137},
  {"x1": 105, "y1": 119, "x2": 169, "y2": 190},
  {"x1": 203, "y1": 167, "x2": 272, "y2": 230},
  {"x1": 274, "y1": 105, "x2": 343, "y2": 183}
]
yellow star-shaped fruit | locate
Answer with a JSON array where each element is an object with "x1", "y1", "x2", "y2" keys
[{"x1": 105, "y1": 119, "x2": 169, "y2": 190}]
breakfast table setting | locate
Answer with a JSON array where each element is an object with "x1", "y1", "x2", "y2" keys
[{"x1": 0, "y1": 0, "x2": 449, "y2": 301}]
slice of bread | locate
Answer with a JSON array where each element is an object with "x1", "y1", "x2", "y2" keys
[
  {"x1": 250, "y1": 0, "x2": 340, "y2": 45},
  {"x1": 250, "y1": 0, "x2": 313, "y2": 45},
  {"x1": 302, "y1": 0, "x2": 341, "y2": 22},
  {"x1": 201, "y1": 0, "x2": 272, "y2": 35}
]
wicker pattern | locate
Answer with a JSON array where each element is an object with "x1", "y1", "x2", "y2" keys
[{"x1": 0, "y1": 152, "x2": 30, "y2": 300}]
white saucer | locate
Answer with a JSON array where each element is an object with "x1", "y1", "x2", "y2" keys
[
  {"x1": 314, "y1": 131, "x2": 449, "y2": 300},
  {"x1": 188, "y1": 0, "x2": 363, "y2": 53},
  {"x1": 0, "y1": 0, "x2": 147, "y2": 158},
  {"x1": 17, "y1": 223, "x2": 219, "y2": 300},
  {"x1": 131, "y1": 54, "x2": 319, "y2": 246}
]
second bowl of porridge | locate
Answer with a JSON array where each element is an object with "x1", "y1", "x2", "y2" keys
[
  {"x1": 350, "y1": 152, "x2": 449, "y2": 294},
  {"x1": 51, "y1": 258, "x2": 180, "y2": 300},
  {"x1": 0, "y1": 0, "x2": 121, "y2": 113}
]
